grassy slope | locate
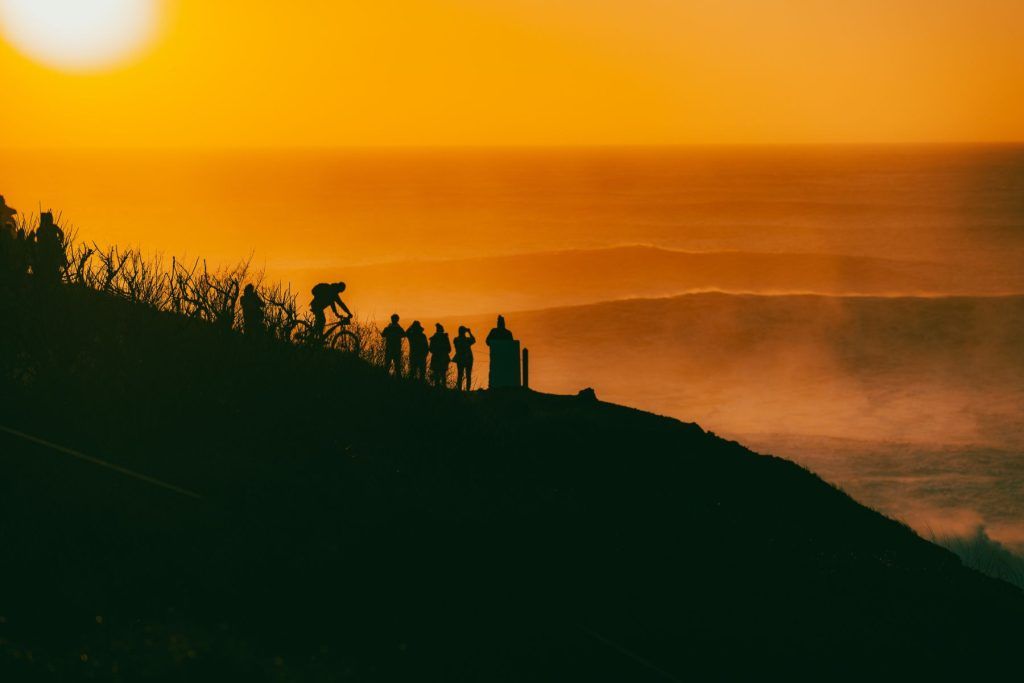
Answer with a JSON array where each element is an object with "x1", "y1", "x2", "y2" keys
[{"x1": 2, "y1": 283, "x2": 1023, "y2": 681}]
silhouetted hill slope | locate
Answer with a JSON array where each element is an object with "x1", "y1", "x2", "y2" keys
[{"x1": 2, "y1": 284, "x2": 1024, "y2": 680}]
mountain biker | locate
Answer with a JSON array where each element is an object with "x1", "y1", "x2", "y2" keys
[
  {"x1": 310, "y1": 281, "x2": 352, "y2": 338},
  {"x1": 381, "y1": 313, "x2": 406, "y2": 376}
]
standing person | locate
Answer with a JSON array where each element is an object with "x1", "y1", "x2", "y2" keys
[
  {"x1": 486, "y1": 315, "x2": 513, "y2": 345},
  {"x1": 0, "y1": 196, "x2": 16, "y2": 234},
  {"x1": 381, "y1": 313, "x2": 406, "y2": 376},
  {"x1": 310, "y1": 281, "x2": 352, "y2": 338},
  {"x1": 12, "y1": 227, "x2": 29, "y2": 281},
  {"x1": 32, "y1": 211, "x2": 66, "y2": 286},
  {"x1": 486, "y1": 314, "x2": 517, "y2": 388},
  {"x1": 429, "y1": 323, "x2": 452, "y2": 388},
  {"x1": 0, "y1": 196, "x2": 16, "y2": 283},
  {"x1": 453, "y1": 326, "x2": 476, "y2": 391},
  {"x1": 406, "y1": 320, "x2": 428, "y2": 381},
  {"x1": 240, "y1": 284, "x2": 266, "y2": 336}
]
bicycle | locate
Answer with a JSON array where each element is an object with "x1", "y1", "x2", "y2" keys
[{"x1": 295, "y1": 315, "x2": 362, "y2": 354}]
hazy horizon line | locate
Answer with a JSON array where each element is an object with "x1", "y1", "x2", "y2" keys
[
  {"x1": 401, "y1": 289, "x2": 1024, "y2": 323},
  {"x1": 3, "y1": 140, "x2": 1024, "y2": 155}
]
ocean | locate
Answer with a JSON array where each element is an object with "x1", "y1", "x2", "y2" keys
[{"x1": 3, "y1": 145, "x2": 1022, "y2": 271}]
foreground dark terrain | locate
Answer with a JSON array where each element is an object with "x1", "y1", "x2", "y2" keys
[{"x1": 2, "y1": 282, "x2": 1023, "y2": 681}]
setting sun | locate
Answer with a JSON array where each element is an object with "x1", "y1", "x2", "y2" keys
[{"x1": 0, "y1": 0, "x2": 160, "y2": 72}]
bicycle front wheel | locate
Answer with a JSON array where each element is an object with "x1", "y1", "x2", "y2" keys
[{"x1": 328, "y1": 329, "x2": 362, "y2": 355}]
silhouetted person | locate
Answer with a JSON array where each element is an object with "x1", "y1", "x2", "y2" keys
[
  {"x1": 429, "y1": 323, "x2": 451, "y2": 388},
  {"x1": 11, "y1": 227, "x2": 29, "y2": 282},
  {"x1": 486, "y1": 314, "x2": 520, "y2": 388},
  {"x1": 0, "y1": 233, "x2": 9, "y2": 284},
  {"x1": 240, "y1": 284, "x2": 265, "y2": 336},
  {"x1": 486, "y1": 315, "x2": 513, "y2": 345},
  {"x1": 406, "y1": 320, "x2": 428, "y2": 381},
  {"x1": 381, "y1": 313, "x2": 406, "y2": 376},
  {"x1": 310, "y1": 281, "x2": 351, "y2": 338},
  {"x1": 453, "y1": 325, "x2": 476, "y2": 391},
  {"x1": 32, "y1": 211, "x2": 66, "y2": 287},
  {"x1": 0, "y1": 196, "x2": 17, "y2": 284},
  {"x1": 0, "y1": 196, "x2": 16, "y2": 234}
]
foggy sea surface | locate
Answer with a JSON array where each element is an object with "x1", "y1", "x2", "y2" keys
[{"x1": 3, "y1": 144, "x2": 1023, "y2": 550}]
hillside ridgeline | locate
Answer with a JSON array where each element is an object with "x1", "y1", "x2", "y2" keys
[{"x1": 2, "y1": 277, "x2": 1024, "y2": 680}]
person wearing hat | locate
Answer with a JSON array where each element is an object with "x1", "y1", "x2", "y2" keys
[{"x1": 405, "y1": 320, "x2": 429, "y2": 381}]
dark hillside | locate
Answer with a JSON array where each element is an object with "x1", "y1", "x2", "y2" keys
[{"x1": 2, "y1": 283, "x2": 1023, "y2": 680}]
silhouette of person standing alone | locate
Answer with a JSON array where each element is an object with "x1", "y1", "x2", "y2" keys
[
  {"x1": 429, "y1": 323, "x2": 452, "y2": 388},
  {"x1": 240, "y1": 284, "x2": 265, "y2": 336},
  {"x1": 453, "y1": 326, "x2": 476, "y2": 391},
  {"x1": 310, "y1": 281, "x2": 351, "y2": 338},
  {"x1": 0, "y1": 196, "x2": 16, "y2": 234},
  {"x1": 32, "y1": 211, "x2": 66, "y2": 287},
  {"x1": 406, "y1": 320, "x2": 428, "y2": 381},
  {"x1": 8, "y1": 227, "x2": 30, "y2": 283},
  {"x1": 486, "y1": 315, "x2": 513, "y2": 344},
  {"x1": 0, "y1": 196, "x2": 18, "y2": 284},
  {"x1": 486, "y1": 315, "x2": 520, "y2": 388},
  {"x1": 381, "y1": 313, "x2": 406, "y2": 376}
]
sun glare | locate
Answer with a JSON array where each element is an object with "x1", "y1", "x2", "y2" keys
[{"x1": 0, "y1": 0, "x2": 160, "y2": 72}]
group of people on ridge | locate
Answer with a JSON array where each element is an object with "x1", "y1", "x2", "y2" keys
[
  {"x1": 237, "y1": 275, "x2": 516, "y2": 391},
  {"x1": 0, "y1": 197, "x2": 67, "y2": 287},
  {"x1": 301, "y1": 281, "x2": 519, "y2": 391},
  {"x1": 382, "y1": 314, "x2": 479, "y2": 390},
  {"x1": 3, "y1": 193, "x2": 516, "y2": 392},
  {"x1": 237, "y1": 281, "x2": 352, "y2": 341}
]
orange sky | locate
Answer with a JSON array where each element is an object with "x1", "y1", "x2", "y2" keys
[{"x1": 1, "y1": 0, "x2": 1023, "y2": 148}]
